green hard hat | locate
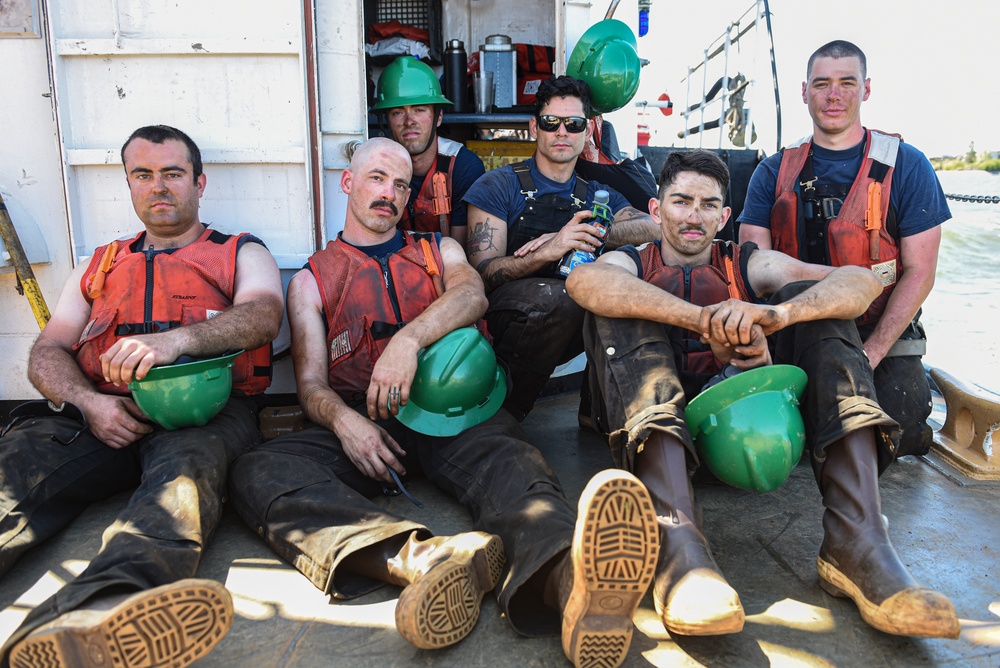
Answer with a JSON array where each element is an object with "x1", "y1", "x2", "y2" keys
[
  {"x1": 396, "y1": 327, "x2": 507, "y2": 437},
  {"x1": 684, "y1": 365, "x2": 808, "y2": 493},
  {"x1": 128, "y1": 351, "x2": 241, "y2": 430},
  {"x1": 371, "y1": 56, "x2": 453, "y2": 111},
  {"x1": 567, "y1": 19, "x2": 641, "y2": 114}
]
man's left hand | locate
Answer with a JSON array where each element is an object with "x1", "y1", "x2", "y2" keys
[{"x1": 100, "y1": 335, "x2": 182, "y2": 387}]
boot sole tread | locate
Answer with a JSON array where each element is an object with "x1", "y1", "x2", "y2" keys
[
  {"x1": 564, "y1": 471, "x2": 659, "y2": 668},
  {"x1": 395, "y1": 533, "x2": 504, "y2": 649},
  {"x1": 10, "y1": 579, "x2": 233, "y2": 668}
]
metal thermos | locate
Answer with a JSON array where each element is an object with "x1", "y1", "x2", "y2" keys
[{"x1": 444, "y1": 39, "x2": 469, "y2": 113}]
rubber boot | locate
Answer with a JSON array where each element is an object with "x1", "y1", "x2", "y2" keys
[
  {"x1": 638, "y1": 432, "x2": 745, "y2": 636},
  {"x1": 384, "y1": 531, "x2": 505, "y2": 649},
  {"x1": 559, "y1": 469, "x2": 658, "y2": 668},
  {"x1": 9, "y1": 579, "x2": 232, "y2": 668},
  {"x1": 817, "y1": 430, "x2": 960, "y2": 638}
]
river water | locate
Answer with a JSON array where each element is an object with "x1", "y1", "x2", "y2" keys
[{"x1": 921, "y1": 170, "x2": 1000, "y2": 395}]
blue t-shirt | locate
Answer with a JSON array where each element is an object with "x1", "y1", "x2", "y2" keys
[
  {"x1": 738, "y1": 134, "x2": 950, "y2": 238},
  {"x1": 409, "y1": 145, "x2": 485, "y2": 229},
  {"x1": 462, "y1": 157, "x2": 631, "y2": 229}
]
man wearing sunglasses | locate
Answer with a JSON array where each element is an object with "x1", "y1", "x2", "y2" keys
[{"x1": 464, "y1": 76, "x2": 659, "y2": 422}]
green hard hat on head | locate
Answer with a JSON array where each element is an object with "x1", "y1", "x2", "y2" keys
[
  {"x1": 396, "y1": 327, "x2": 507, "y2": 437},
  {"x1": 372, "y1": 56, "x2": 453, "y2": 111},
  {"x1": 684, "y1": 365, "x2": 808, "y2": 493},
  {"x1": 128, "y1": 351, "x2": 242, "y2": 430},
  {"x1": 567, "y1": 19, "x2": 641, "y2": 114}
]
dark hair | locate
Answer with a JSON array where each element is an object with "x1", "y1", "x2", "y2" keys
[
  {"x1": 807, "y1": 40, "x2": 867, "y2": 80},
  {"x1": 121, "y1": 125, "x2": 203, "y2": 183},
  {"x1": 534, "y1": 75, "x2": 592, "y2": 118},
  {"x1": 657, "y1": 150, "x2": 730, "y2": 200}
]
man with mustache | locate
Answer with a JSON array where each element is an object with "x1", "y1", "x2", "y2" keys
[
  {"x1": 1, "y1": 125, "x2": 284, "y2": 667},
  {"x1": 226, "y1": 137, "x2": 660, "y2": 668},
  {"x1": 464, "y1": 75, "x2": 659, "y2": 422},
  {"x1": 372, "y1": 56, "x2": 486, "y2": 247},
  {"x1": 566, "y1": 148, "x2": 959, "y2": 640},
  {"x1": 738, "y1": 40, "x2": 949, "y2": 459}
]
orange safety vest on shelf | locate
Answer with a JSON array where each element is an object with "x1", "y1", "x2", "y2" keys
[
  {"x1": 309, "y1": 232, "x2": 489, "y2": 406},
  {"x1": 769, "y1": 128, "x2": 901, "y2": 326},
  {"x1": 398, "y1": 138, "x2": 460, "y2": 235},
  {"x1": 75, "y1": 227, "x2": 272, "y2": 396},
  {"x1": 638, "y1": 240, "x2": 751, "y2": 375}
]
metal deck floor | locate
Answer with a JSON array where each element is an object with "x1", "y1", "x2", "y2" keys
[{"x1": 2, "y1": 393, "x2": 998, "y2": 667}]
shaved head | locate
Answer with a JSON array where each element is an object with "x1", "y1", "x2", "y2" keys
[{"x1": 351, "y1": 136, "x2": 412, "y2": 180}]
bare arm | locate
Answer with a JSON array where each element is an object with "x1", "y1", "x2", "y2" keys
[
  {"x1": 863, "y1": 226, "x2": 940, "y2": 367},
  {"x1": 738, "y1": 222, "x2": 773, "y2": 250},
  {"x1": 367, "y1": 236, "x2": 488, "y2": 419},
  {"x1": 566, "y1": 250, "x2": 704, "y2": 330},
  {"x1": 566, "y1": 250, "x2": 768, "y2": 366},
  {"x1": 467, "y1": 204, "x2": 607, "y2": 292},
  {"x1": 287, "y1": 269, "x2": 407, "y2": 483},
  {"x1": 606, "y1": 205, "x2": 660, "y2": 249},
  {"x1": 701, "y1": 249, "x2": 881, "y2": 347},
  {"x1": 28, "y1": 262, "x2": 154, "y2": 448}
]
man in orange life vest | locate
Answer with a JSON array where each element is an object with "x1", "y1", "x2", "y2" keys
[
  {"x1": 225, "y1": 137, "x2": 660, "y2": 668},
  {"x1": 738, "y1": 40, "x2": 949, "y2": 459},
  {"x1": 567, "y1": 150, "x2": 959, "y2": 640},
  {"x1": 0, "y1": 125, "x2": 284, "y2": 667},
  {"x1": 372, "y1": 56, "x2": 486, "y2": 248}
]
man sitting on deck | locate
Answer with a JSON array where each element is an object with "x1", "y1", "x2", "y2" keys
[
  {"x1": 226, "y1": 137, "x2": 660, "y2": 668},
  {"x1": 566, "y1": 149, "x2": 960, "y2": 639},
  {"x1": 0, "y1": 124, "x2": 285, "y2": 668}
]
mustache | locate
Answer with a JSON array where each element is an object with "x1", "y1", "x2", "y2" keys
[{"x1": 370, "y1": 199, "x2": 399, "y2": 216}]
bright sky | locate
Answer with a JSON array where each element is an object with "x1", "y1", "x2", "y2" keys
[{"x1": 635, "y1": 0, "x2": 999, "y2": 158}]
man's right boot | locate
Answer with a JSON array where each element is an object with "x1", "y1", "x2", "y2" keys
[
  {"x1": 385, "y1": 531, "x2": 505, "y2": 649},
  {"x1": 639, "y1": 433, "x2": 745, "y2": 636},
  {"x1": 817, "y1": 430, "x2": 960, "y2": 638},
  {"x1": 559, "y1": 469, "x2": 658, "y2": 668}
]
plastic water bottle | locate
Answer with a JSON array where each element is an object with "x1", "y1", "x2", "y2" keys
[{"x1": 558, "y1": 190, "x2": 612, "y2": 277}]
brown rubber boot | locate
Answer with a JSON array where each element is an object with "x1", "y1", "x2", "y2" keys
[
  {"x1": 9, "y1": 578, "x2": 232, "y2": 668},
  {"x1": 560, "y1": 469, "x2": 659, "y2": 668},
  {"x1": 387, "y1": 531, "x2": 505, "y2": 650},
  {"x1": 638, "y1": 432, "x2": 744, "y2": 636},
  {"x1": 817, "y1": 430, "x2": 960, "y2": 639}
]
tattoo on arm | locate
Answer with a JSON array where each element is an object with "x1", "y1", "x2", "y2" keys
[
  {"x1": 469, "y1": 220, "x2": 499, "y2": 255},
  {"x1": 477, "y1": 259, "x2": 513, "y2": 292}
]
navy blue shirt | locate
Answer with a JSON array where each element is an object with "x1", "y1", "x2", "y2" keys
[
  {"x1": 738, "y1": 133, "x2": 950, "y2": 238},
  {"x1": 409, "y1": 145, "x2": 485, "y2": 229},
  {"x1": 462, "y1": 158, "x2": 631, "y2": 230}
]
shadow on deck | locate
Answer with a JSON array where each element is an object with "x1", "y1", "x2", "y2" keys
[{"x1": 2, "y1": 392, "x2": 998, "y2": 667}]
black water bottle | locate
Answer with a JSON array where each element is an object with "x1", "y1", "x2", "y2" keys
[{"x1": 444, "y1": 39, "x2": 470, "y2": 113}]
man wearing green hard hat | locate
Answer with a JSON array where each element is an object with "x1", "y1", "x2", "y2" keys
[
  {"x1": 372, "y1": 56, "x2": 485, "y2": 247},
  {"x1": 227, "y1": 137, "x2": 660, "y2": 668},
  {"x1": 567, "y1": 149, "x2": 959, "y2": 640},
  {"x1": 0, "y1": 125, "x2": 285, "y2": 667}
]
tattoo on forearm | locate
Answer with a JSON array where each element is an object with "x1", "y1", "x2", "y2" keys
[
  {"x1": 469, "y1": 220, "x2": 499, "y2": 254},
  {"x1": 477, "y1": 259, "x2": 512, "y2": 292}
]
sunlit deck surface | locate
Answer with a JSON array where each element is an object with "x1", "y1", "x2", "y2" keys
[{"x1": 2, "y1": 392, "x2": 998, "y2": 667}]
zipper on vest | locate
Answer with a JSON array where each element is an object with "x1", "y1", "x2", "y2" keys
[
  {"x1": 378, "y1": 255, "x2": 405, "y2": 326},
  {"x1": 144, "y1": 245, "x2": 156, "y2": 325}
]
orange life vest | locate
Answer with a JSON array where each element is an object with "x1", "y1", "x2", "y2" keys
[
  {"x1": 637, "y1": 240, "x2": 751, "y2": 375},
  {"x1": 309, "y1": 232, "x2": 488, "y2": 405},
  {"x1": 398, "y1": 138, "x2": 460, "y2": 235},
  {"x1": 75, "y1": 227, "x2": 272, "y2": 396},
  {"x1": 769, "y1": 129, "x2": 900, "y2": 326}
]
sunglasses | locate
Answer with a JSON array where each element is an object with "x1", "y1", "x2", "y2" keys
[{"x1": 535, "y1": 115, "x2": 588, "y2": 133}]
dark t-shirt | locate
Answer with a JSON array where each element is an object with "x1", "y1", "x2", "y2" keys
[
  {"x1": 462, "y1": 157, "x2": 631, "y2": 231},
  {"x1": 738, "y1": 134, "x2": 950, "y2": 238}
]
